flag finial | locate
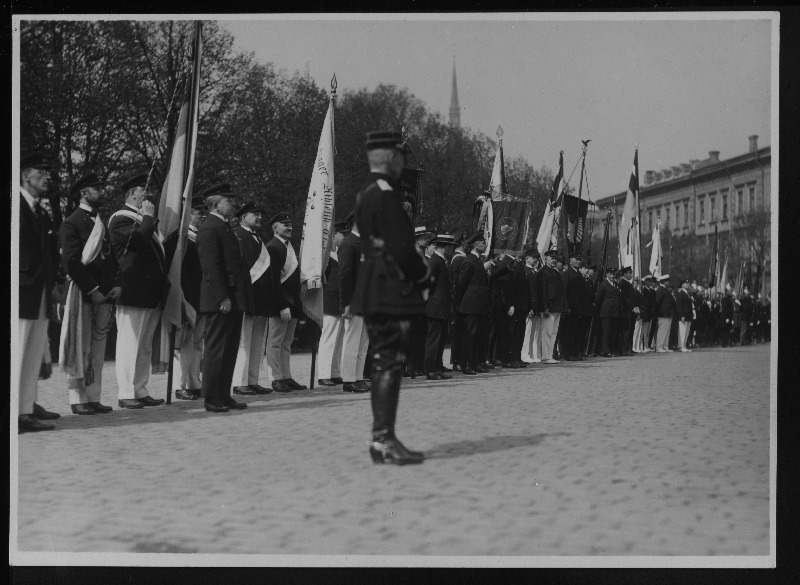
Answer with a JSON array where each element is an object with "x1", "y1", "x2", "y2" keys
[
  {"x1": 496, "y1": 125, "x2": 503, "y2": 140},
  {"x1": 330, "y1": 73, "x2": 337, "y2": 95}
]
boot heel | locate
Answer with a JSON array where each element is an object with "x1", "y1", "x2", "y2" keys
[{"x1": 369, "y1": 444, "x2": 386, "y2": 464}]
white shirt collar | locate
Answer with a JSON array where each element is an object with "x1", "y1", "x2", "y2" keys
[
  {"x1": 240, "y1": 224, "x2": 254, "y2": 233},
  {"x1": 351, "y1": 228, "x2": 360, "y2": 238},
  {"x1": 210, "y1": 211, "x2": 226, "y2": 222},
  {"x1": 19, "y1": 186, "x2": 37, "y2": 210},
  {"x1": 124, "y1": 203, "x2": 140, "y2": 213},
  {"x1": 471, "y1": 249, "x2": 481, "y2": 258},
  {"x1": 79, "y1": 202, "x2": 96, "y2": 213},
  {"x1": 435, "y1": 249, "x2": 447, "y2": 260},
  {"x1": 276, "y1": 234, "x2": 290, "y2": 247}
]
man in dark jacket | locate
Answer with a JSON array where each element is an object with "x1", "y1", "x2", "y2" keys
[
  {"x1": 560, "y1": 251, "x2": 590, "y2": 361},
  {"x1": 196, "y1": 184, "x2": 253, "y2": 412},
  {"x1": 594, "y1": 267, "x2": 622, "y2": 357},
  {"x1": 617, "y1": 266, "x2": 639, "y2": 356},
  {"x1": 720, "y1": 286, "x2": 734, "y2": 347},
  {"x1": 231, "y1": 201, "x2": 272, "y2": 396},
  {"x1": 338, "y1": 214, "x2": 370, "y2": 393},
  {"x1": 17, "y1": 152, "x2": 62, "y2": 431},
  {"x1": 424, "y1": 234, "x2": 455, "y2": 380},
  {"x1": 521, "y1": 251, "x2": 540, "y2": 363},
  {"x1": 456, "y1": 232, "x2": 491, "y2": 375},
  {"x1": 675, "y1": 279, "x2": 695, "y2": 352},
  {"x1": 653, "y1": 274, "x2": 676, "y2": 352},
  {"x1": 350, "y1": 130, "x2": 430, "y2": 464},
  {"x1": 164, "y1": 195, "x2": 206, "y2": 400},
  {"x1": 449, "y1": 231, "x2": 468, "y2": 370},
  {"x1": 539, "y1": 249, "x2": 566, "y2": 364},
  {"x1": 317, "y1": 220, "x2": 350, "y2": 387},
  {"x1": 59, "y1": 172, "x2": 120, "y2": 415},
  {"x1": 508, "y1": 252, "x2": 532, "y2": 367},
  {"x1": 265, "y1": 210, "x2": 306, "y2": 392},
  {"x1": 108, "y1": 173, "x2": 168, "y2": 409},
  {"x1": 634, "y1": 275, "x2": 656, "y2": 352}
]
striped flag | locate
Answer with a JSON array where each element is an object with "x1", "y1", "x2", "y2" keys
[
  {"x1": 649, "y1": 218, "x2": 662, "y2": 277},
  {"x1": 619, "y1": 149, "x2": 641, "y2": 280},
  {"x1": 536, "y1": 151, "x2": 565, "y2": 257},
  {"x1": 708, "y1": 223, "x2": 719, "y2": 288},
  {"x1": 718, "y1": 247, "x2": 729, "y2": 294},
  {"x1": 489, "y1": 137, "x2": 507, "y2": 199},
  {"x1": 299, "y1": 92, "x2": 336, "y2": 327}
]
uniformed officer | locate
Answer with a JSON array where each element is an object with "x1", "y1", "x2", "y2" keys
[
  {"x1": 231, "y1": 201, "x2": 273, "y2": 396},
  {"x1": 520, "y1": 250, "x2": 539, "y2": 363},
  {"x1": 424, "y1": 233, "x2": 455, "y2": 380},
  {"x1": 617, "y1": 266, "x2": 639, "y2": 356},
  {"x1": 594, "y1": 266, "x2": 622, "y2": 357},
  {"x1": 164, "y1": 195, "x2": 206, "y2": 400},
  {"x1": 316, "y1": 219, "x2": 350, "y2": 387},
  {"x1": 507, "y1": 251, "x2": 531, "y2": 367},
  {"x1": 59, "y1": 172, "x2": 120, "y2": 414},
  {"x1": 350, "y1": 130, "x2": 430, "y2": 465},
  {"x1": 108, "y1": 172, "x2": 167, "y2": 409},
  {"x1": 265, "y1": 211, "x2": 307, "y2": 392},
  {"x1": 196, "y1": 184, "x2": 253, "y2": 412},
  {"x1": 17, "y1": 152, "x2": 62, "y2": 431},
  {"x1": 448, "y1": 231, "x2": 468, "y2": 371},
  {"x1": 560, "y1": 251, "x2": 587, "y2": 361},
  {"x1": 338, "y1": 212, "x2": 370, "y2": 393},
  {"x1": 405, "y1": 225, "x2": 432, "y2": 377},
  {"x1": 633, "y1": 275, "x2": 656, "y2": 353},
  {"x1": 653, "y1": 274, "x2": 676, "y2": 352},
  {"x1": 720, "y1": 285, "x2": 734, "y2": 347},
  {"x1": 675, "y1": 278, "x2": 695, "y2": 352},
  {"x1": 539, "y1": 249, "x2": 565, "y2": 364},
  {"x1": 456, "y1": 231, "x2": 492, "y2": 375}
]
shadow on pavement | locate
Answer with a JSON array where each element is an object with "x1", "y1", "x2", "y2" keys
[{"x1": 425, "y1": 432, "x2": 572, "y2": 459}]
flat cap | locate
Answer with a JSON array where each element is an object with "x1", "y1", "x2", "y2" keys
[
  {"x1": 268, "y1": 211, "x2": 292, "y2": 225},
  {"x1": 464, "y1": 230, "x2": 485, "y2": 246},
  {"x1": 621, "y1": 266, "x2": 633, "y2": 274},
  {"x1": 431, "y1": 233, "x2": 455, "y2": 245},
  {"x1": 544, "y1": 250, "x2": 558, "y2": 258},
  {"x1": 70, "y1": 172, "x2": 104, "y2": 196},
  {"x1": 605, "y1": 266, "x2": 618, "y2": 274},
  {"x1": 120, "y1": 173, "x2": 149, "y2": 193},
  {"x1": 365, "y1": 130, "x2": 410, "y2": 153},
  {"x1": 569, "y1": 251, "x2": 583, "y2": 259},
  {"x1": 679, "y1": 279, "x2": 690, "y2": 286},
  {"x1": 524, "y1": 248, "x2": 538, "y2": 257},
  {"x1": 21, "y1": 151, "x2": 54, "y2": 171},
  {"x1": 190, "y1": 195, "x2": 208, "y2": 210},
  {"x1": 643, "y1": 274, "x2": 656, "y2": 282},
  {"x1": 235, "y1": 201, "x2": 265, "y2": 218},
  {"x1": 334, "y1": 220, "x2": 351, "y2": 233},
  {"x1": 201, "y1": 183, "x2": 232, "y2": 198}
]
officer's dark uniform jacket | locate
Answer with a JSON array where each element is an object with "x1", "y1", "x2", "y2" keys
[
  {"x1": 19, "y1": 193, "x2": 60, "y2": 319},
  {"x1": 337, "y1": 231, "x2": 363, "y2": 313},
  {"x1": 676, "y1": 288, "x2": 694, "y2": 321},
  {"x1": 266, "y1": 234, "x2": 301, "y2": 318},
  {"x1": 654, "y1": 285, "x2": 676, "y2": 319},
  {"x1": 510, "y1": 260, "x2": 531, "y2": 316},
  {"x1": 233, "y1": 225, "x2": 271, "y2": 316},
  {"x1": 108, "y1": 204, "x2": 167, "y2": 308},
  {"x1": 164, "y1": 227, "x2": 202, "y2": 312},
  {"x1": 322, "y1": 252, "x2": 341, "y2": 316},
  {"x1": 492, "y1": 255, "x2": 515, "y2": 312},
  {"x1": 350, "y1": 172, "x2": 428, "y2": 317},
  {"x1": 634, "y1": 286, "x2": 651, "y2": 322},
  {"x1": 618, "y1": 278, "x2": 639, "y2": 318},
  {"x1": 196, "y1": 213, "x2": 254, "y2": 314},
  {"x1": 540, "y1": 265, "x2": 566, "y2": 313},
  {"x1": 60, "y1": 205, "x2": 117, "y2": 302},
  {"x1": 457, "y1": 251, "x2": 490, "y2": 315},
  {"x1": 594, "y1": 278, "x2": 622, "y2": 317},
  {"x1": 450, "y1": 251, "x2": 467, "y2": 314},
  {"x1": 425, "y1": 252, "x2": 451, "y2": 321},
  {"x1": 563, "y1": 266, "x2": 593, "y2": 316}
]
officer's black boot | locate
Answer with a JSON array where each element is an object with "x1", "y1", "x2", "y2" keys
[{"x1": 369, "y1": 366, "x2": 423, "y2": 465}]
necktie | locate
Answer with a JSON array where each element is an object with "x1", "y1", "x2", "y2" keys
[{"x1": 85, "y1": 209, "x2": 97, "y2": 218}]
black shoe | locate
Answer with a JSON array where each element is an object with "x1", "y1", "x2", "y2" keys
[
  {"x1": 599, "y1": 353, "x2": 613, "y2": 358},
  {"x1": 343, "y1": 382, "x2": 369, "y2": 393},
  {"x1": 426, "y1": 372, "x2": 443, "y2": 381},
  {"x1": 438, "y1": 371, "x2": 453, "y2": 379},
  {"x1": 502, "y1": 362, "x2": 520, "y2": 369},
  {"x1": 286, "y1": 378, "x2": 308, "y2": 391},
  {"x1": 317, "y1": 378, "x2": 338, "y2": 386},
  {"x1": 402, "y1": 370, "x2": 412, "y2": 378},
  {"x1": 483, "y1": 362, "x2": 496, "y2": 370},
  {"x1": 118, "y1": 399, "x2": 145, "y2": 409},
  {"x1": 19, "y1": 415, "x2": 55, "y2": 432},
  {"x1": 493, "y1": 359, "x2": 503, "y2": 367},
  {"x1": 369, "y1": 435, "x2": 424, "y2": 465},
  {"x1": 474, "y1": 366, "x2": 490, "y2": 374},
  {"x1": 70, "y1": 403, "x2": 95, "y2": 415},
  {"x1": 272, "y1": 380, "x2": 292, "y2": 393},
  {"x1": 175, "y1": 389, "x2": 198, "y2": 401},
  {"x1": 461, "y1": 367, "x2": 477, "y2": 375},
  {"x1": 355, "y1": 380, "x2": 372, "y2": 392},
  {"x1": 204, "y1": 400, "x2": 229, "y2": 413},
  {"x1": 88, "y1": 402, "x2": 113, "y2": 413},
  {"x1": 233, "y1": 386, "x2": 257, "y2": 395},
  {"x1": 138, "y1": 396, "x2": 165, "y2": 407},
  {"x1": 223, "y1": 397, "x2": 247, "y2": 410},
  {"x1": 33, "y1": 403, "x2": 61, "y2": 420},
  {"x1": 331, "y1": 377, "x2": 344, "y2": 385},
  {"x1": 189, "y1": 389, "x2": 203, "y2": 398},
  {"x1": 453, "y1": 364, "x2": 462, "y2": 372},
  {"x1": 440, "y1": 366, "x2": 453, "y2": 373},
  {"x1": 563, "y1": 356, "x2": 579, "y2": 361},
  {"x1": 249, "y1": 385, "x2": 272, "y2": 395}
]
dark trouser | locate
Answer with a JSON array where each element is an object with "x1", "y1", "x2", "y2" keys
[
  {"x1": 618, "y1": 315, "x2": 633, "y2": 354},
  {"x1": 499, "y1": 311, "x2": 517, "y2": 363},
  {"x1": 407, "y1": 314, "x2": 427, "y2": 373},
  {"x1": 365, "y1": 315, "x2": 413, "y2": 438},
  {"x1": 424, "y1": 317, "x2": 448, "y2": 373},
  {"x1": 559, "y1": 313, "x2": 574, "y2": 358},
  {"x1": 589, "y1": 315, "x2": 603, "y2": 354},
  {"x1": 601, "y1": 316, "x2": 618, "y2": 355},
  {"x1": 463, "y1": 313, "x2": 488, "y2": 368},
  {"x1": 512, "y1": 316, "x2": 526, "y2": 362},
  {"x1": 487, "y1": 308, "x2": 500, "y2": 363},
  {"x1": 572, "y1": 314, "x2": 590, "y2": 356},
  {"x1": 648, "y1": 317, "x2": 658, "y2": 349},
  {"x1": 669, "y1": 317, "x2": 679, "y2": 349},
  {"x1": 201, "y1": 311, "x2": 243, "y2": 402},
  {"x1": 739, "y1": 320, "x2": 750, "y2": 345},
  {"x1": 450, "y1": 312, "x2": 464, "y2": 366}
]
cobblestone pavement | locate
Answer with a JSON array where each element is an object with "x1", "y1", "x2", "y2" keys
[{"x1": 13, "y1": 343, "x2": 772, "y2": 560}]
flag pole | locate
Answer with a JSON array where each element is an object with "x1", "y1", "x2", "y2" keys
[
  {"x1": 586, "y1": 209, "x2": 612, "y2": 354},
  {"x1": 633, "y1": 145, "x2": 642, "y2": 291}
]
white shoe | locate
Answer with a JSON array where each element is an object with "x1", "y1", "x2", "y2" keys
[
  {"x1": 656, "y1": 349, "x2": 668, "y2": 353},
  {"x1": 521, "y1": 357, "x2": 534, "y2": 363},
  {"x1": 543, "y1": 359, "x2": 559, "y2": 364},
  {"x1": 531, "y1": 358, "x2": 542, "y2": 363},
  {"x1": 680, "y1": 348, "x2": 691, "y2": 352}
]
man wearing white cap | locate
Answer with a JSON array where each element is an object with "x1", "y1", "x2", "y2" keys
[
  {"x1": 653, "y1": 275, "x2": 676, "y2": 352},
  {"x1": 676, "y1": 279, "x2": 695, "y2": 352}
]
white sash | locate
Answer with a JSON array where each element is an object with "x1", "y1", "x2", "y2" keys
[
  {"x1": 280, "y1": 240, "x2": 299, "y2": 284},
  {"x1": 109, "y1": 209, "x2": 165, "y2": 255},
  {"x1": 251, "y1": 242, "x2": 271, "y2": 283},
  {"x1": 187, "y1": 226, "x2": 197, "y2": 244}
]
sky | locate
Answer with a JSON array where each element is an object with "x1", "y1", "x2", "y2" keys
[{"x1": 220, "y1": 13, "x2": 774, "y2": 201}]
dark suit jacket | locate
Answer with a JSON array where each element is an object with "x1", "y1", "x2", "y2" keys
[
  {"x1": 425, "y1": 252, "x2": 451, "y2": 321},
  {"x1": 108, "y1": 204, "x2": 167, "y2": 308},
  {"x1": 594, "y1": 278, "x2": 622, "y2": 318},
  {"x1": 457, "y1": 252, "x2": 490, "y2": 315},
  {"x1": 639, "y1": 286, "x2": 655, "y2": 322},
  {"x1": 164, "y1": 229, "x2": 202, "y2": 312},
  {"x1": 322, "y1": 256, "x2": 341, "y2": 316},
  {"x1": 19, "y1": 196, "x2": 59, "y2": 319},
  {"x1": 266, "y1": 235, "x2": 301, "y2": 318},
  {"x1": 450, "y1": 253, "x2": 467, "y2": 314},
  {"x1": 618, "y1": 278, "x2": 638, "y2": 317},
  {"x1": 540, "y1": 265, "x2": 566, "y2": 313},
  {"x1": 337, "y1": 231, "x2": 362, "y2": 312},
  {"x1": 234, "y1": 225, "x2": 271, "y2": 316},
  {"x1": 562, "y1": 267, "x2": 592, "y2": 316},
  {"x1": 675, "y1": 288, "x2": 694, "y2": 320},
  {"x1": 60, "y1": 206, "x2": 117, "y2": 301},
  {"x1": 196, "y1": 214, "x2": 253, "y2": 314},
  {"x1": 510, "y1": 260, "x2": 531, "y2": 316},
  {"x1": 654, "y1": 285, "x2": 676, "y2": 319}
]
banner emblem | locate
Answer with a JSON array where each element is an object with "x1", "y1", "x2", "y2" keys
[{"x1": 495, "y1": 217, "x2": 518, "y2": 241}]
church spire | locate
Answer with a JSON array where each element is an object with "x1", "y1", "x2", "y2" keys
[{"x1": 449, "y1": 57, "x2": 461, "y2": 128}]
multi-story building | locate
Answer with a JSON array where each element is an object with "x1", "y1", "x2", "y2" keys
[{"x1": 594, "y1": 135, "x2": 771, "y2": 293}]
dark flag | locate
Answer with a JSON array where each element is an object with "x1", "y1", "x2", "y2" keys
[
  {"x1": 564, "y1": 193, "x2": 590, "y2": 256},
  {"x1": 398, "y1": 167, "x2": 421, "y2": 221},
  {"x1": 707, "y1": 223, "x2": 719, "y2": 288},
  {"x1": 490, "y1": 200, "x2": 530, "y2": 256}
]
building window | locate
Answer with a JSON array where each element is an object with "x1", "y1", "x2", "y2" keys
[
  {"x1": 684, "y1": 200, "x2": 689, "y2": 226},
  {"x1": 666, "y1": 206, "x2": 671, "y2": 229},
  {"x1": 710, "y1": 196, "x2": 715, "y2": 222},
  {"x1": 738, "y1": 189, "x2": 744, "y2": 214},
  {"x1": 699, "y1": 199, "x2": 705, "y2": 225},
  {"x1": 748, "y1": 185, "x2": 756, "y2": 211},
  {"x1": 723, "y1": 194, "x2": 728, "y2": 220}
]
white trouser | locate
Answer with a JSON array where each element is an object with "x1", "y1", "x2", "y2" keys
[
  {"x1": 232, "y1": 314, "x2": 268, "y2": 387},
  {"x1": 178, "y1": 316, "x2": 204, "y2": 390},
  {"x1": 266, "y1": 317, "x2": 297, "y2": 381},
  {"x1": 16, "y1": 290, "x2": 48, "y2": 415},
  {"x1": 632, "y1": 318, "x2": 644, "y2": 352},
  {"x1": 540, "y1": 312, "x2": 561, "y2": 361},
  {"x1": 341, "y1": 315, "x2": 369, "y2": 382},
  {"x1": 678, "y1": 319, "x2": 692, "y2": 349},
  {"x1": 115, "y1": 305, "x2": 160, "y2": 399},
  {"x1": 640, "y1": 320, "x2": 652, "y2": 351},
  {"x1": 521, "y1": 315, "x2": 534, "y2": 361},
  {"x1": 68, "y1": 302, "x2": 113, "y2": 404},
  {"x1": 656, "y1": 317, "x2": 672, "y2": 351},
  {"x1": 317, "y1": 314, "x2": 345, "y2": 380},
  {"x1": 530, "y1": 315, "x2": 543, "y2": 362}
]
